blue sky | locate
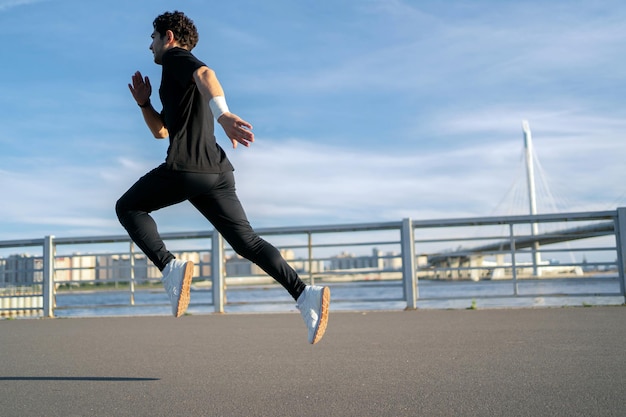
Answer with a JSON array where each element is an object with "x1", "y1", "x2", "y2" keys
[{"x1": 1, "y1": 0, "x2": 625, "y2": 241}]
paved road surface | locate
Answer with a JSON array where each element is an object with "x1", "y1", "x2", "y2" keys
[{"x1": 1, "y1": 307, "x2": 625, "y2": 416}]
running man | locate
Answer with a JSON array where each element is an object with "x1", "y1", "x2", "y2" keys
[{"x1": 115, "y1": 11, "x2": 329, "y2": 344}]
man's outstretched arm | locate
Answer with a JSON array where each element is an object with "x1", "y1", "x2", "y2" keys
[
  {"x1": 128, "y1": 71, "x2": 169, "y2": 139},
  {"x1": 193, "y1": 66, "x2": 254, "y2": 149}
]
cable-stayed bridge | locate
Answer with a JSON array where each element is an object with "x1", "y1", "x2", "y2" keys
[
  {"x1": 426, "y1": 121, "x2": 620, "y2": 280},
  {"x1": 426, "y1": 219, "x2": 615, "y2": 280}
]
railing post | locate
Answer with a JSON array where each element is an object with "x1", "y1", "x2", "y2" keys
[
  {"x1": 615, "y1": 208, "x2": 626, "y2": 302},
  {"x1": 42, "y1": 235, "x2": 55, "y2": 318},
  {"x1": 211, "y1": 232, "x2": 225, "y2": 313},
  {"x1": 401, "y1": 218, "x2": 417, "y2": 309},
  {"x1": 509, "y1": 224, "x2": 518, "y2": 296},
  {"x1": 129, "y1": 242, "x2": 135, "y2": 306},
  {"x1": 307, "y1": 232, "x2": 314, "y2": 286}
]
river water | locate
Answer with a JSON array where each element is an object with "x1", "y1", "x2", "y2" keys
[{"x1": 52, "y1": 275, "x2": 624, "y2": 318}]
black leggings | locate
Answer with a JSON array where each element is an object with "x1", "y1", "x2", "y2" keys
[{"x1": 115, "y1": 165, "x2": 306, "y2": 301}]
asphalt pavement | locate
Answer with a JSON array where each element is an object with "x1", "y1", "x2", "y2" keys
[{"x1": 1, "y1": 306, "x2": 625, "y2": 416}]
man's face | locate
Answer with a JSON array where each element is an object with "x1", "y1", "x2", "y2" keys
[{"x1": 149, "y1": 30, "x2": 167, "y2": 64}]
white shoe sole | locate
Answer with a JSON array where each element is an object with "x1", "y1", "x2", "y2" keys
[
  {"x1": 175, "y1": 261, "x2": 194, "y2": 318},
  {"x1": 312, "y1": 287, "x2": 330, "y2": 344}
]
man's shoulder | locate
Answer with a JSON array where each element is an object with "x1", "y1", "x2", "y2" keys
[
  {"x1": 163, "y1": 47, "x2": 205, "y2": 67},
  {"x1": 164, "y1": 47, "x2": 197, "y2": 59}
]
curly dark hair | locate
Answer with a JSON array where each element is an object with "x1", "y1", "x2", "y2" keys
[{"x1": 153, "y1": 11, "x2": 199, "y2": 50}]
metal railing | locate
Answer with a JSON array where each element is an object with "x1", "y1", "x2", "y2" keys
[{"x1": 1, "y1": 208, "x2": 625, "y2": 318}]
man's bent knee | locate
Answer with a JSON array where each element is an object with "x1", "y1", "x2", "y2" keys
[{"x1": 115, "y1": 197, "x2": 133, "y2": 224}]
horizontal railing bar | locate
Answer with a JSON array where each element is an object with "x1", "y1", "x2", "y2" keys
[
  {"x1": 0, "y1": 238, "x2": 44, "y2": 249},
  {"x1": 2, "y1": 210, "x2": 617, "y2": 250},
  {"x1": 410, "y1": 211, "x2": 616, "y2": 228},
  {"x1": 416, "y1": 292, "x2": 623, "y2": 301}
]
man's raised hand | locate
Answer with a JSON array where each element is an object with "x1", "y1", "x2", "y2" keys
[{"x1": 128, "y1": 71, "x2": 152, "y2": 106}]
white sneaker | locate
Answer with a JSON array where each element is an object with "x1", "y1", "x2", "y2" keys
[
  {"x1": 296, "y1": 285, "x2": 330, "y2": 344},
  {"x1": 162, "y1": 259, "x2": 194, "y2": 318}
]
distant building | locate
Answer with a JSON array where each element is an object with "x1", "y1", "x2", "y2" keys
[
  {"x1": 96, "y1": 251, "x2": 210, "y2": 282},
  {"x1": 225, "y1": 249, "x2": 324, "y2": 277},
  {"x1": 96, "y1": 254, "x2": 156, "y2": 283},
  {"x1": 54, "y1": 255, "x2": 97, "y2": 283},
  {"x1": 330, "y1": 248, "x2": 401, "y2": 271},
  {"x1": 0, "y1": 254, "x2": 42, "y2": 286},
  {"x1": 3, "y1": 246, "x2": 406, "y2": 286}
]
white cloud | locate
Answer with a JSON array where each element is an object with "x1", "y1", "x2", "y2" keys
[
  {"x1": 0, "y1": 156, "x2": 153, "y2": 238},
  {"x1": 1, "y1": 122, "x2": 624, "y2": 241},
  {"x1": 226, "y1": 133, "x2": 625, "y2": 224},
  {"x1": 232, "y1": 0, "x2": 626, "y2": 101},
  {"x1": 0, "y1": 0, "x2": 46, "y2": 12}
]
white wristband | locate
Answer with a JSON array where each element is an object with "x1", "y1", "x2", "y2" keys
[{"x1": 209, "y1": 96, "x2": 230, "y2": 120}]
